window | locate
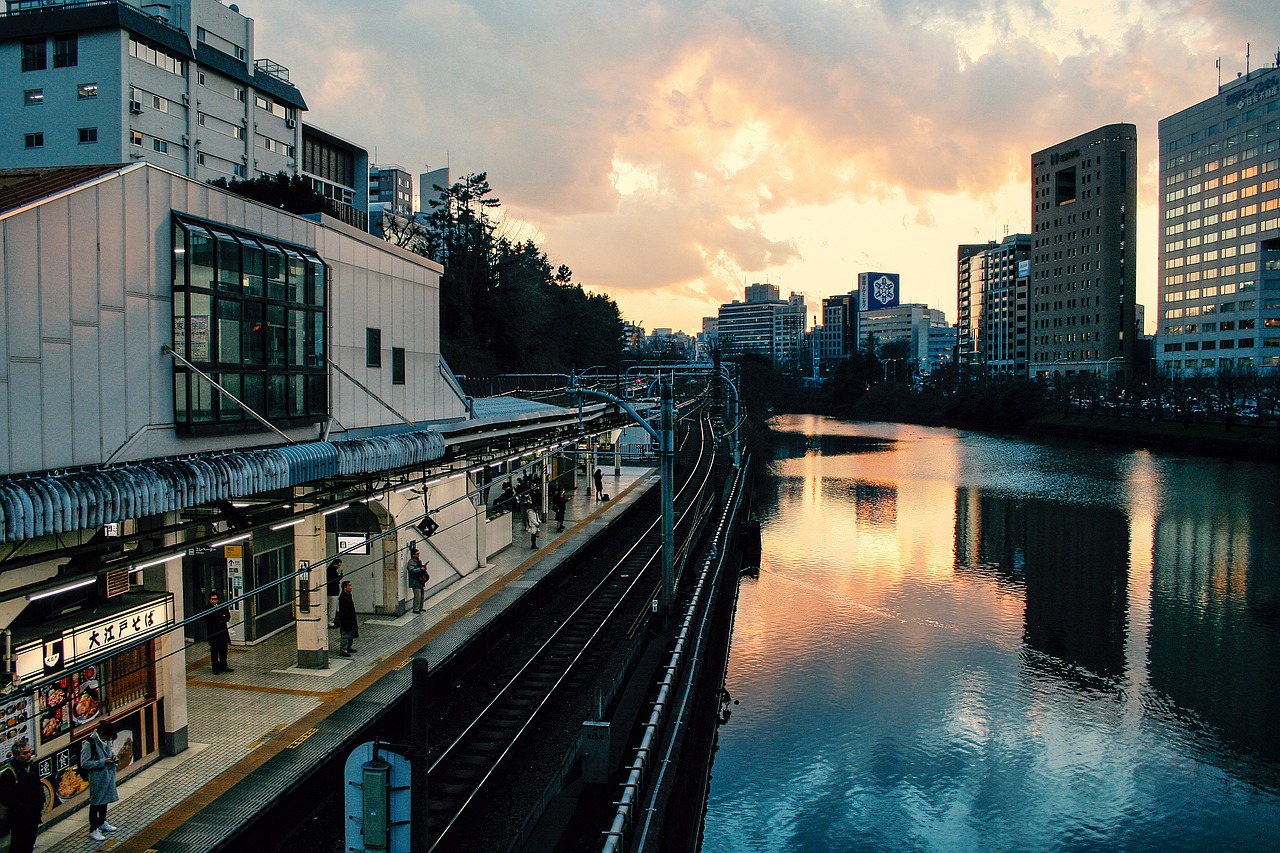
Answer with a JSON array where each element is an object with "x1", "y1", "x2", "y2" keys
[
  {"x1": 131, "y1": 130, "x2": 143, "y2": 146},
  {"x1": 153, "y1": 138, "x2": 168, "y2": 153},
  {"x1": 366, "y1": 328, "x2": 382, "y2": 367},
  {"x1": 21, "y1": 38, "x2": 46, "y2": 72},
  {"x1": 172, "y1": 219, "x2": 327, "y2": 432},
  {"x1": 77, "y1": 82, "x2": 98, "y2": 99},
  {"x1": 392, "y1": 347, "x2": 405, "y2": 384},
  {"x1": 53, "y1": 34, "x2": 77, "y2": 68},
  {"x1": 24, "y1": 132, "x2": 43, "y2": 149},
  {"x1": 24, "y1": 89, "x2": 43, "y2": 106},
  {"x1": 78, "y1": 126, "x2": 97, "y2": 144}
]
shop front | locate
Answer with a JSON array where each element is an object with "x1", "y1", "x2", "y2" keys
[{"x1": 2, "y1": 594, "x2": 173, "y2": 826}]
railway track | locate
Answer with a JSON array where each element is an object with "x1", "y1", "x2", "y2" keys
[{"x1": 426, "y1": 409, "x2": 720, "y2": 851}]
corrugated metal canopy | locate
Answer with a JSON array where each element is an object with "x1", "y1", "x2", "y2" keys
[{"x1": 0, "y1": 431, "x2": 443, "y2": 542}]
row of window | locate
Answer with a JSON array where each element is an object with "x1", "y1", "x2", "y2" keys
[
  {"x1": 22, "y1": 127, "x2": 97, "y2": 148},
  {"x1": 1163, "y1": 338, "x2": 1269, "y2": 351},
  {"x1": 1164, "y1": 141, "x2": 1280, "y2": 187},
  {"x1": 1162, "y1": 357, "x2": 1277, "y2": 369},
  {"x1": 20, "y1": 33, "x2": 76, "y2": 72},
  {"x1": 364, "y1": 329, "x2": 406, "y2": 384},
  {"x1": 22, "y1": 81, "x2": 97, "y2": 105},
  {"x1": 1163, "y1": 97, "x2": 1280, "y2": 157},
  {"x1": 172, "y1": 219, "x2": 328, "y2": 431},
  {"x1": 1163, "y1": 161, "x2": 1280, "y2": 203}
]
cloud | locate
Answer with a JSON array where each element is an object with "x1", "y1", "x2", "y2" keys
[{"x1": 250, "y1": 0, "x2": 1280, "y2": 330}]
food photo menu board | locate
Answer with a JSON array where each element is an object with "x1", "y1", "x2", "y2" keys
[
  {"x1": 34, "y1": 705, "x2": 144, "y2": 816},
  {"x1": 37, "y1": 665, "x2": 102, "y2": 744},
  {"x1": 0, "y1": 692, "x2": 36, "y2": 763}
]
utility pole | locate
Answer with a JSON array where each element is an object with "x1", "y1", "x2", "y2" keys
[{"x1": 659, "y1": 379, "x2": 675, "y2": 615}]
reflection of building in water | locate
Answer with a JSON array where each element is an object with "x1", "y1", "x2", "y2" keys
[
  {"x1": 954, "y1": 488, "x2": 1027, "y2": 584},
  {"x1": 853, "y1": 482, "x2": 897, "y2": 528},
  {"x1": 1022, "y1": 501, "x2": 1128, "y2": 680},
  {"x1": 1150, "y1": 511, "x2": 1279, "y2": 764}
]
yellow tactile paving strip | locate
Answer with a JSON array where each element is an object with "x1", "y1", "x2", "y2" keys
[{"x1": 119, "y1": 477, "x2": 650, "y2": 852}]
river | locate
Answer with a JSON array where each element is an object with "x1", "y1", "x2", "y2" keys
[{"x1": 700, "y1": 415, "x2": 1280, "y2": 852}]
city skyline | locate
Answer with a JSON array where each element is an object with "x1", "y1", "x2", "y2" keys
[{"x1": 220, "y1": 2, "x2": 1274, "y2": 333}]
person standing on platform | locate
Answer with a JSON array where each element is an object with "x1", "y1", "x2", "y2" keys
[
  {"x1": 0, "y1": 737, "x2": 44, "y2": 853},
  {"x1": 326, "y1": 558, "x2": 343, "y2": 628},
  {"x1": 80, "y1": 721, "x2": 119, "y2": 842},
  {"x1": 206, "y1": 592, "x2": 233, "y2": 674},
  {"x1": 526, "y1": 502, "x2": 541, "y2": 548},
  {"x1": 552, "y1": 487, "x2": 567, "y2": 532},
  {"x1": 338, "y1": 580, "x2": 359, "y2": 656},
  {"x1": 593, "y1": 467, "x2": 604, "y2": 500},
  {"x1": 407, "y1": 546, "x2": 429, "y2": 614}
]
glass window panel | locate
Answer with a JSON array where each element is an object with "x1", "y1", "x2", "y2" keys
[
  {"x1": 266, "y1": 305, "x2": 287, "y2": 367},
  {"x1": 174, "y1": 373, "x2": 188, "y2": 424},
  {"x1": 242, "y1": 373, "x2": 265, "y2": 415},
  {"x1": 191, "y1": 374, "x2": 216, "y2": 423},
  {"x1": 188, "y1": 292, "x2": 212, "y2": 362},
  {"x1": 217, "y1": 372, "x2": 242, "y2": 422},
  {"x1": 267, "y1": 372, "x2": 288, "y2": 418},
  {"x1": 217, "y1": 300, "x2": 241, "y2": 363},
  {"x1": 290, "y1": 374, "x2": 305, "y2": 416},
  {"x1": 307, "y1": 258, "x2": 324, "y2": 306},
  {"x1": 242, "y1": 301, "x2": 264, "y2": 365},
  {"x1": 288, "y1": 309, "x2": 306, "y2": 366},
  {"x1": 309, "y1": 312, "x2": 325, "y2": 368},
  {"x1": 213, "y1": 231, "x2": 240, "y2": 291},
  {"x1": 172, "y1": 223, "x2": 189, "y2": 289},
  {"x1": 264, "y1": 245, "x2": 286, "y2": 301},
  {"x1": 239, "y1": 236, "x2": 264, "y2": 297},
  {"x1": 187, "y1": 226, "x2": 215, "y2": 289},
  {"x1": 307, "y1": 373, "x2": 326, "y2": 417},
  {"x1": 286, "y1": 250, "x2": 305, "y2": 303}
]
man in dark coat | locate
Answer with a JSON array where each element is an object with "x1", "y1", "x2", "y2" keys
[
  {"x1": 0, "y1": 737, "x2": 44, "y2": 853},
  {"x1": 552, "y1": 487, "x2": 568, "y2": 532},
  {"x1": 337, "y1": 580, "x2": 359, "y2": 656},
  {"x1": 206, "y1": 592, "x2": 233, "y2": 673}
]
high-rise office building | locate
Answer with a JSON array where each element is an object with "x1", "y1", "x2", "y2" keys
[
  {"x1": 957, "y1": 235, "x2": 1031, "y2": 376},
  {"x1": 1029, "y1": 123, "x2": 1137, "y2": 384},
  {"x1": 716, "y1": 283, "x2": 809, "y2": 368},
  {"x1": 1157, "y1": 65, "x2": 1280, "y2": 373}
]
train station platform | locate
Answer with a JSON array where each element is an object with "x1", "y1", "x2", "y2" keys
[{"x1": 34, "y1": 465, "x2": 658, "y2": 853}]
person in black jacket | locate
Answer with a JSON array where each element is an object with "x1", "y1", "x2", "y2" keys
[
  {"x1": 205, "y1": 592, "x2": 233, "y2": 674},
  {"x1": 326, "y1": 558, "x2": 343, "y2": 627},
  {"x1": 337, "y1": 580, "x2": 359, "y2": 656},
  {"x1": 0, "y1": 737, "x2": 44, "y2": 853}
]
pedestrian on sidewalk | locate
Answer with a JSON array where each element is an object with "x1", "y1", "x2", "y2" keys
[
  {"x1": 205, "y1": 592, "x2": 233, "y2": 674},
  {"x1": 526, "y1": 502, "x2": 541, "y2": 548},
  {"x1": 406, "y1": 546, "x2": 429, "y2": 614},
  {"x1": 327, "y1": 558, "x2": 343, "y2": 627},
  {"x1": 552, "y1": 487, "x2": 567, "y2": 532},
  {"x1": 80, "y1": 721, "x2": 120, "y2": 842},
  {"x1": 593, "y1": 467, "x2": 604, "y2": 500},
  {"x1": 0, "y1": 737, "x2": 44, "y2": 853},
  {"x1": 338, "y1": 580, "x2": 359, "y2": 656}
]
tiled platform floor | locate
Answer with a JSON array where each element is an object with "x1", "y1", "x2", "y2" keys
[{"x1": 34, "y1": 466, "x2": 656, "y2": 853}]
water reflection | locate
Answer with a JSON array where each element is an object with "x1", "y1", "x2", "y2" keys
[{"x1": 702, "y1": 415, "x2": 1280, "y2": 852}]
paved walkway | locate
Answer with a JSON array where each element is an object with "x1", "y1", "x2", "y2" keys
[{"x1": 35, "y1": 466, "x2": 655, "y2": 853}]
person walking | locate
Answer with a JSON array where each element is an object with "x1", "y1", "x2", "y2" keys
[
  {"x1": 552, "y1": 487, "x2": 567, "y2": 532},
  {"x1": 526, "y1": 502, "x2": 541, "y2": 549},
  {"x1": 593, "y1": 467, "x2": 604, "y2": 500},
  {"x1": 326, "y1": 558, "x2": 343, "y2": 627},
  {"x1": 80, "y1": 721, "x2": 120, "y2": 842},
  {"x1": 337, "y1": 580, "x2": 359, "y2": 656},
  {"x1": 205, "y1": 591, "x2": 233, "y2": 674},
  {"x1": 406, "y1": 546, "x2": 429, "y2": 614},
  {"x1": 0, "y1": 737, "x2": 44, "y2": 853}
]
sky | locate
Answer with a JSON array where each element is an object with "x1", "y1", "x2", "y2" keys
[{"x1": 245, "y1": 0, "x2": 1280, "y2": 335}]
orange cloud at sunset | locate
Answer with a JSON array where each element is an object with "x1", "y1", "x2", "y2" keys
[{"x1": 249, "y1": 0, "x2": 1280, "y2": 333}]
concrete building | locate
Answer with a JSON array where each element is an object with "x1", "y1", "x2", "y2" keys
[
  {"x1": 859, "y1": 303, "x2": 949, "y2": 374},
  {"x1": 1, "y1": 0, "x2": 305, "y2": 183},
  {"x1": 817, "y1": 292, "x2": 856, "y2": 370},
  {"x1": 1157, "y1": 65, "x2": 1280, "y2": 373},
  {"x1": 1029, "y1": 123, "x2": 1138, "y2": 385},
  {"x1": 716, "y1": 284, "x2": 809, "y2": 369},
  {"x1": 370, "y1": 163, "x2": 413, "y2": 216},
  {"x1": 957, "y1": 234, "x2": 1031, "y2": 376}
]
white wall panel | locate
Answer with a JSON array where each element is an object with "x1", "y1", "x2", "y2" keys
[
  {"x1": 7, "y1": 213, "x2": 40, "y2": 359},
  {"x1": 97, "y1": 177, "x2": 126, "y2": 309},
  {"x1": 9, "y1": 362, "x2": 42, "y2": 467},
  {"x1": 72, "y1": 324, "x2": 103, "y2": 466},
  {"x1": 40, "y1": 341, "x2": 73, "y2": 468}
]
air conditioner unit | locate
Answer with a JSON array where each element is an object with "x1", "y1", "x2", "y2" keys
[
  {"x1": 129, "y1": 101, "x2": 143, "y2": 114},
  {"x1": 285, "y1": 118, "x2": 296, "y2": 128}
]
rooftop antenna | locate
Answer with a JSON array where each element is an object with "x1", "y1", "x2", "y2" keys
[
  {"x1": 1275, "y1": 49, "x2": 1279, "y2": 68},
  {"x1": 1217, "y1": 57, "x2": 1221, "y2": 88},
  {"x1": 1247, "y1": 43, "x2": 1251, "y2": 75}
]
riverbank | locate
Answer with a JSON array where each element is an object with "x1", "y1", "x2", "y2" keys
[{"x1": 1023, "y1": 412, "x2": 1280, "y2": 462}]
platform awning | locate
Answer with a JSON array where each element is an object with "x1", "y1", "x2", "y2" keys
[{"x1": 0, "y1": 430, "x2": 445, "y2": 542}]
